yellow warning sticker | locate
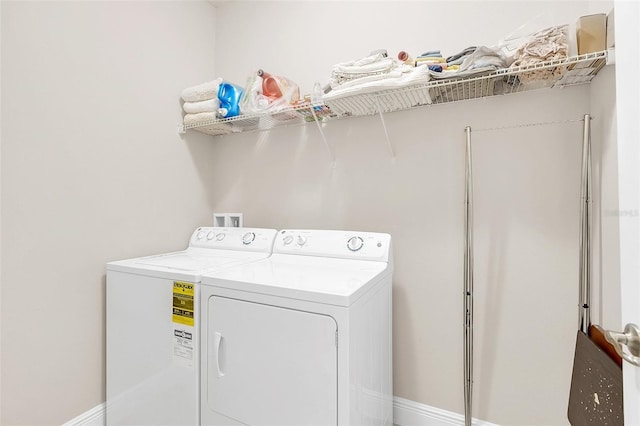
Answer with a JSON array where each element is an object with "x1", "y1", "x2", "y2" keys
[{"x1": 172, "y1": 281, "x2": 194, "y2": 326}]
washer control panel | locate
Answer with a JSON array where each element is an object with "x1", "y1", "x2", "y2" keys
[
  {"x1": 274, "y1": 229, "x2": 391, "y2": 262},
  {"x1": 190, "y1": 227, "x2": 276, "y2": 252}
]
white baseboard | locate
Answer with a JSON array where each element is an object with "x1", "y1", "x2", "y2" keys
[
  {"x1": 393, "y1": 397, "x2": 499, "y2": 426},
  {"x1": 61, "y1": 402, "x2": 105, "y2": 426},
  {"x1": 62, "y1": 398, "x2": 497, "y2": 426}
]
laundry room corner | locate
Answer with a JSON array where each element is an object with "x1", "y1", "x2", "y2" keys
[
  {"x1": 3, "y1": 0, "x2": 636, "y2": 425},
  {"x1": 202, "y1": 1, "x2": 617, "y2": 425}
]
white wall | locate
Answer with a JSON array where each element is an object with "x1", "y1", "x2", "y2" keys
[
  {"x1": 612, "y1": 1, "x2": 640, "y2": 424},
  {"x1": 0, "y1": 1, "x2": 3, "y2": 422},
  {"x1": 214, "y1": 1, "x2": 593, "y2": 96},
  {"x1": 0, "y1": 2, "x2": 217, "y2": 424},
  {"x1": 0, "y1": 1, "x2": 622, "y2": 425},
  {"x1": 589, "y1": 65, "x2": 621, "y2": 331},
  {"x1": 588, "y1": 0, "x2": 618, "y2": 332},
  {"x1": 206, "y1": 1, "x2": 616, "y2": 425}
]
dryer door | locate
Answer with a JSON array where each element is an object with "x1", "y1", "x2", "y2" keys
[{"x1": 205, "y1": 296, "x2": 337, "y2": 426}]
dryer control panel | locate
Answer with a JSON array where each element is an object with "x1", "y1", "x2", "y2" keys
[
  {"x1": 189, "y1": 227, "x2": 277, "y2": 252},
  {"x1": 274, "y1": 229, "x2": 391, "y2": 262}
]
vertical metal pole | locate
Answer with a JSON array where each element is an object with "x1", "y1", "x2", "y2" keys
[
  {"x1": 579, "y1": 114, "x2": 592, "y2": 334},
  {"x1": 463, "y1": 126, "x2": 474, "y2": 426},
  {"x1": 309, "y1": 103, "x2": 336, "y2": 167},
  {"x1": 374, "y1": 97, "x2": 396, "y2": 159}
]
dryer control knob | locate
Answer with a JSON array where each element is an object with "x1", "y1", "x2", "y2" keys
[
  {"x1": 297, "y1": 235, "x2": 307, "y2": 246},
  {"x1": 216, "y1": 233, "x2": 226, "y2": 241},
  {"x1": 196, "y1": 231, "x2": 205, "y2": 240},
  {"x1": 283, "y1": 235, "x2": 294, "y2": 245},
  {"x1": 206, "y1": 231, "x2": 215, "y2": 240},
  {"x1": 347, "y1": 236, "x2": 364, "y2": 252},
  {"x1": 242, "y1": 232, "x2": 256, "y2": 245}
]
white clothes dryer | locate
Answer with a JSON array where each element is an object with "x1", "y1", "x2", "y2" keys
[
  {"x1": 106, "y1": 227, "x2": 277, "y2": 426},
  {"x1": 200, "y1": 229, "x2": 393, "y2": 426}
]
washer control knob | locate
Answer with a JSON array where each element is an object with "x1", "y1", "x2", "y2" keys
[
  {"x1": 347, "y1": 236, "x2": 364, "y2": 252},
  {"x1": 242, "y1": 232, "x2": 256, "y2": 245},
  {"x1": 216, "y1": 233, "x2": 226, "y2": 241},
  {"x1": 283, "y1": 235, "x2": 294, "y2": 245},
  {"x1": 196, "y1": 231, "x2": 205, "y2": 240},
  {"x1": 206, "y1": 231, "x2": 215, "y2": 240},
  {"x1": 297, "y1": 235, "x2": 307, "y2": 246}
]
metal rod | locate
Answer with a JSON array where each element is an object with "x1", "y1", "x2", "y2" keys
[
  {"x1": 374, "y1": 97, "x2": 396, "y2": 159},
  {"x1": 309, "y1": 104, "x2": 336, "y2": 166},
  {"x1": 463, "y1": 126, "x2": 473, "y2": 426},
  {"x1": 471, "y1": 118, "x2": 585, "y2": 133},
  {"x1": 579, "y1": 114, "x2": 592, "y2": 334}
]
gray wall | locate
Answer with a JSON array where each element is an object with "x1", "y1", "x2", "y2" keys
[{"x1": 1, "y1": 2, "x2": 218, "y2": 424}]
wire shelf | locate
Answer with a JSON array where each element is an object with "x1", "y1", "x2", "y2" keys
[
  {"x1": 181, "y1": 51, "x2": 608, "y2": 136},
  {"x1": 181, "y1": 101, "x2": 338, "y2": 136}
]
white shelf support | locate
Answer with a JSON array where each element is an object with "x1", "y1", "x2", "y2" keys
[
  {"x1": 374, "y1": 97, "x2": 396, "y2": 159},
  {"x1": 309, "y1": 104, "x2": 335, "y2": 166}
]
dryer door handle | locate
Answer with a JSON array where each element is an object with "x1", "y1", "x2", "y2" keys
[{"x1": 214, "y1": 332, "x2": 225, "y2": 377}]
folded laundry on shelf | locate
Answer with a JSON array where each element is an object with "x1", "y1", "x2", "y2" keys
[
  {"x1": 181, "y1": 78, "x2": 223, "y2": 102},
  {"x1": 509, "y1": 25, "x2": 569, "y2": 83},
  {"x1": 419, "y1": 46, "x2": 508, "y2": 103},
  {"x1": 446, "y1": 47, "x2": 477, "y2": 64},
  {"x1": 414, "y1": 50, "x2": 447, "y2": 71},
  {"x1": 427, "y1": 66, "x2": 498, "y2": 104},
  {"x1": 416, "y1": 57, "x2": 446, "y2": 64},
  {"x1": 183, "y1": 98, "x2": 220, "y2": 114},
  {"x1": 458, "y1": 46, "x2": 509, "y2": 72},
  {"x1": 419, "y1": 50, "x2": 442, "y2": 57},
  {"x1": 183, "y1": 112, "x2": 218, "y2": 125},
  {"x1": 329, "y1": 53, "x2": 398, "y2": 88},
  {"x1": 183, "y1": 112, "x2": 234, "y2": 135},
  {"x1": 323, "y1": 64, "x2": 431, "y2": 116},
  {"x1": 423, "y1": 46, "x2": 508, "y2": 82}
]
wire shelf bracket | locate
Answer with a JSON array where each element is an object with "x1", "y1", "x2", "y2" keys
[
  {"x1": 374, "y1": 97, "x2": 396, "y2": 159},
  {"x1": 309, "y1": 104, "x2": 335, "y2": 166}
]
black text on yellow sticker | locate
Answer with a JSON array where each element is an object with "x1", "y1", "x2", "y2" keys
[{"x1": 172, "y1": 281, "x2": 194, "y2": 326}]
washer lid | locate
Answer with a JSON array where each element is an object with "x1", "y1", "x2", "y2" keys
[
  {"x1": 107, "y1": 248, "x2": 271, "y2": 282},
  {"x1": 201, "y1": 253, "x2": 391, "y2": 306}
]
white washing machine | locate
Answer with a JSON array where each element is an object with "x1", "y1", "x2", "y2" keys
[
  {"x1": 200, "y1": 229, "x2": 393, "y2": 426},
  {"x1": 106, "y1": 227, "x2": 277, "y2": 426}
]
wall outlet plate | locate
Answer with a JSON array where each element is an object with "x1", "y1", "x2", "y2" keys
[{"x1": 213, "y1": 213, "x2": 243, "y2": 227}]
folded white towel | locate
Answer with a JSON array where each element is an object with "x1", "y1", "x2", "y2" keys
[
  {"x1": 330, "y1": 53, "x2": 404, "y2": 89},
  {"x1": 324, "y1": 64, "x2": 430, "y2": 101},
  {"x1": 183, "y1": 98, "x2": 220, "y2": 114},
  {"x1": 184, "y1": 112, "x2": 217, "y2": 125},
  {"x1": 333, "y1": 56, "x2": 395, "y2": 76},
  {"x1": 181, "y1": 78, "x2": 223, "y2": 102},
  {"x1": 183, "y1": 112, "x2": 233, "y2": 136},
  {"x1": 333, "y1": 53, "x2": 388, "y2": 70},
  {"x1": 324, "y1": 65, "x2": 432, "y2": 116}
]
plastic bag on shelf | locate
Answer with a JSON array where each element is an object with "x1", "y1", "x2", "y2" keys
[
  {"x1": 239, "y1": 74, "x2": 268, "y2": 115},
  {"x1": 240, "y1": 69, "x2": 300, "y2": 120}
]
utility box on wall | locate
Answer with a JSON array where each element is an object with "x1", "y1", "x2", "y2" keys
[{"x1": 213, "y1": 213, "x2": 243, "y2": 228}]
